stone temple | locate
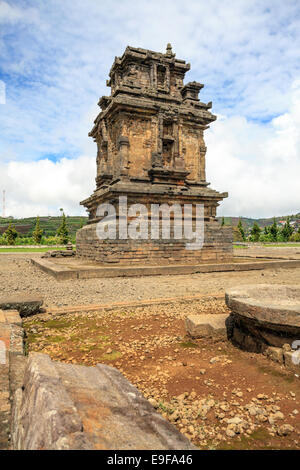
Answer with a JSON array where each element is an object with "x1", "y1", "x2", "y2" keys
[{"x1": 76, "y1": 45, "x2": 232, "y2": 265}]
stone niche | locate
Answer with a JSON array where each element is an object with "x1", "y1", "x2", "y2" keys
[{"x1": 76, "y1": 44, "x2": 232, "y2": 265}]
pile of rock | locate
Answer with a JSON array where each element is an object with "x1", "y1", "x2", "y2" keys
[
  {"x1": 42, "y1": 243, "x2": 75, "y2": 259},
  {"x1": 263, "y1": 344, "x2": 300, "y2": 372}
]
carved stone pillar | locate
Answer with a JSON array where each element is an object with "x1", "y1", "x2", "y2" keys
[
  {"x1": 173, "y1": 121, "x2": 179, "y2": 158},
  {"x1": 157, "y1": 114, "x2": 163, "y2": 155},
  {"x1": 117, "y1": 135, "x2": 130, "y2": 176},
  {"x1": 199, "y1": 144, "x2": 207, "y2": 182}
]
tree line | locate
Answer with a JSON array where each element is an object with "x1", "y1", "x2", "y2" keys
[
  {"x1": 235, "y1": 217, "x2": 300, "y2": 243},
  {"x1": 0, "y1": 211, "x2": 85, "y2": 246}
]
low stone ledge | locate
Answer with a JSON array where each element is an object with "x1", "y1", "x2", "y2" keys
[
  {"x1": 31, "y1": 256, "x2": 300, "y2": 281},
  {"x1": 263, "y1": 346, "x2": 284, "y2": 364},
  {"x1": 185, "y1": 314, "x2": 230, "y2": 339},
  {"x1": 1, "y1": 310, "x2": 22, "y2": 326},
  {"x1": 11, "y1": 353, "x2": 195, "y2": 450},
  {"x1": 0, "y1": 295, "x2": 44, "y2": 317},
  {"x1": 0, "y1": 308, "x2": 23, "y2": 450}
]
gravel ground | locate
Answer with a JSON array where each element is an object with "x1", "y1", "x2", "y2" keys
[{"x1": 0, "y1": 253, "x2": 300, "y2": 308}]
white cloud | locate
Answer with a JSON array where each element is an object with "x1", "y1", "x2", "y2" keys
[
  {"x1": 0, "y1": 0, "x2": 299, "y2": 217},
  {"x1": 2, "y1": 78, "x2": 300, "y2": 219},
  {"x1": 0, "y1": 79, "x2": 5, "y2": 103},
  {"x1": 0, "y1": 1, "x2": 23, "y2": 23},
  {"x1": 206, "y1": 80, "x2": 300, "y2": 218},
  {"x1": 0, "y1": 155, "x2": 96, "y2": 217},
  {"x1": 0, "y1": 0, "x2": 38, "y2": 24}
]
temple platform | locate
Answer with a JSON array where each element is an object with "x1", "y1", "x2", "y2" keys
[{"x1": 31, "y1": 255, "x2": 300, "y2": 281}]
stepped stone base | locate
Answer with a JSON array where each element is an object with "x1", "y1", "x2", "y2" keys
[{"x1": 76, "y1": 220, "x2": 233, "y2": 266}]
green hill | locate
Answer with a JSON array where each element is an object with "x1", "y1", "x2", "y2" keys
[
  {"x1": 218, "y1": 213, "x2": 300, "y2": 231},
  {"x1": 0, "y1": 216, "x2": 88, "y2": 237},
  {"x1": 0, "y1": 212, "x2": 299, "y2": 238}
]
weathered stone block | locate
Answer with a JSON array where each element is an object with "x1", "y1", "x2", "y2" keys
[
  {"x1": 283, "y1": 350, "x2": 300, "y2": 372},
  {"x1": 185, "y1": 314, "x2": 229, "y2": 339},
  {"x1": 226, "y1": 285, "x2": 300, "y2": 352},
  {"x1": 263, "y1": 346, "x2": 284, "y2": 364},
  {"x1": 0, "y1": 295, "x2": 43, "y2": 317},
  {"x1": 11, "y1": 353, "x2": 195, "y2": 450}
]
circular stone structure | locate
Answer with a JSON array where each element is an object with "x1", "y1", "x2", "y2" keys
[{"x1": 225, "y1": 284, "x2": 300, "y2": 352}]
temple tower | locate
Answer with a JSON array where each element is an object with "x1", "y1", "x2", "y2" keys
[{"x1": 77, "y1": 45, "x2": 232, "y2": 264}]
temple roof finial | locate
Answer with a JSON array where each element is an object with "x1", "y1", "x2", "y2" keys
[{"x1": 166, "y1": 43, "x2": 175, "y2": 57}]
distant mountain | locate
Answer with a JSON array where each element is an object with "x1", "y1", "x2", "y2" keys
[{"x1": 217, "y1": 213, "x2": 300, "y2": 230}]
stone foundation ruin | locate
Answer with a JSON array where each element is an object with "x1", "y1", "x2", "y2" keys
[{"x1": 225, "y1": 285, "x2": 300, "y2": 366}]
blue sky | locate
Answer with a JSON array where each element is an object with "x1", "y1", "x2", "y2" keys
[{"x1": 0, "y1": 0, "x2": 300, "y2": 217}]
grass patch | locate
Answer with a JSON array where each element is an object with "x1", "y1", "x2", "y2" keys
[
  {"x1": 257, "y1": 365, "x2": 295, "y2": 383},
  {"x1": 24, "y1": 332, "x2": 42, "y2": 354},
  {"x1": 41, "y1": 319, "x2": 72, "y2": 329},
  {"x1": 101, "y1": 350, "x2": 122, "y2": 361},
  {"x1": 0, "y1": 246, "x2": 67, "y2": 253},
  {"x1": 263, "y1": 243, "x2": 300, "y2": 247},
  {"x1": 217, "y1": 427, "x2": 275, "y2": 450},
  {"x1": 179, "y1": 341, "x2": 198, "y2": 349},
  {"x1": 46, "y1": 335, "x2": 65, "y2": 343}
]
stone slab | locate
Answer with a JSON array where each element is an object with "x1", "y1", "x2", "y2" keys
[
  {"x1": 226, "y1": 284, "x2": 300, "y2": 353},
  {"x1": 263, "y1": 346, "x2": 284, "y2": 364},
  {"x1": 283, "y1": 350, "x2": 300, "y2": 372},
  {"x1": 225, "y1": 284, "x2": 300, "y2": 328},
  {"x1": 3, "y1": 310, "x2": 22, "y2": 326},
  {"x1": 9, "y1": 354, "x2": 27, "y2": 395},
  {"x1": 11, "y1": 353, "x2": 196, "y2": 450},
  {"x1": 185, "y1": 314, "x2": 230, "y2": 338},
  {"x1": 0, "y1": 309, "x2": 23, "y2": 450},
  {"x1": 31, "y1": 256, "x2": 300, "y2": 281},
  {"x1": 0, "y1": 295, "x2": 43, "y2": 317}
]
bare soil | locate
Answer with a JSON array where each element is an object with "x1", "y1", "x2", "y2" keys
[{"x1": 24, "y1": 299, "x2": 300, "y2": 450}]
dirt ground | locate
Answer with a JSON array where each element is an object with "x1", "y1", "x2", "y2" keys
[
  {"x1": 1, "y1": 250, "x2": 300, "y2": 449},
  {"x1": 24, "y1": 298, "x2": 300, "y2": 450},
  {"x1": 0, "y1": 251, "x2": 300, "y2": 308}
]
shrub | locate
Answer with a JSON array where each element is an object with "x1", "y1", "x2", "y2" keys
[
  {"x1": 56, "y1": 212, "x2": 69, "y2": 244},
  {"x1": 4, "y1": 223, "x2": 18, "y2": 245},
  {"x1": 250, "y1": 222, "x2": 261, "y2": 242},
  {"x1": 289, "y1": 232, "x2": 300, "y2": 242},
  {"x1": 33, "y1": 216, "x2": 44, "y2": 244}
]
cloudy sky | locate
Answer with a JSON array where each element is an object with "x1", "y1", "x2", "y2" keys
[{"x1": 0, "y1": 0, "x2": 300, "y2": 218}]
